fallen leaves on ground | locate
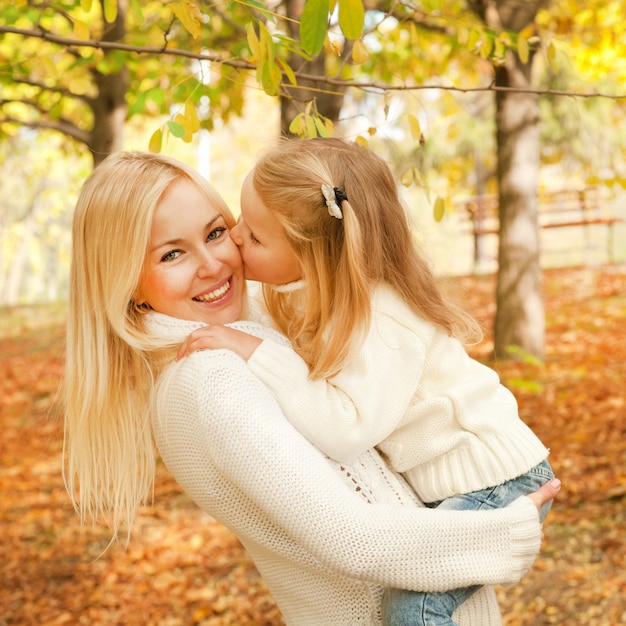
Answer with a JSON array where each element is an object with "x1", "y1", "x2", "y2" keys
[{"x1": 1, "y1": 266, "x2": 625, "y2": 626}]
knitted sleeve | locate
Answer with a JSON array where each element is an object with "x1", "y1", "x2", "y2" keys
[
  {"x1": 172, "y1": 350, "x2": 542, "y2": 593},
  {"x1": 246, "y1": 303, "x2": 430, "y2": 463}
]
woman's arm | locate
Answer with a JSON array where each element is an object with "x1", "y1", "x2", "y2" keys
[{"x1": 170, "y1": 350, "x2": 553, "y2": 593}]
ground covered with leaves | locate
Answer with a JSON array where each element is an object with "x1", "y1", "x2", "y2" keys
[{"x1": 1, "y1": 266, "x2": 625, "y2": 626}]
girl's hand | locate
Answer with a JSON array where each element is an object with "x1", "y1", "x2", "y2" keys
[
  {"x1": 176, "y1": 325, "x2": 262, "y2": 362},
  {"x1": 527, "y1": 478, "x2": 561, "y2": 510}
]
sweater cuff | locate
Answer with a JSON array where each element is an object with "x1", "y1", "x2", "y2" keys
[{"x1": 506, "y1": 496, "x2": 542, "y2": 583}]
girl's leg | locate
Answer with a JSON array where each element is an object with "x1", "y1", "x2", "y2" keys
[
  {"x1": 433, "y1": 458, "x2": 555, "y2": 522},
  {"x1": 381, "y1": 585, "x2": 480, "y2": 626},
  {"x1": 381, "y1": 459, "x2": 554, "y2": 625}
]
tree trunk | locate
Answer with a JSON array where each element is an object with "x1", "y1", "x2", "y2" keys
[
  {"x1": 469, "y1": 0, "x2": 546, "y2": 360},
  {"x1": 89, "y1": 0, "x2": 129, "y2": 167},
  {"x1": 280, "y1": 0, "x2": 348, "y2": 134},
  {"x1": 494, "y1": 66, "x2": 544, "y2": 359}
]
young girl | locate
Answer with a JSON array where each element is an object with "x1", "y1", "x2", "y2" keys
[{"x1": 179, "y1": 137, "x2": 554, "y2": 626}]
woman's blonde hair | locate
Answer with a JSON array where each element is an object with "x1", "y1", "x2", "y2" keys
[
  {"x1": 253, "y1": 137, "x2": 481, "y2": 379},
  {"x1": 63, "y1": 151, "x2": 235, "y2": 543}
]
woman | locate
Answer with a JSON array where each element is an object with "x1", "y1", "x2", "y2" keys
[{"x1": 63, "y1": 151, "x2": 559, "y2": 625}]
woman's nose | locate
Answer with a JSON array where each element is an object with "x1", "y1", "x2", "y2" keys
[{"x1": 196, "y1": 250, "x2": 222, "y2": 277}]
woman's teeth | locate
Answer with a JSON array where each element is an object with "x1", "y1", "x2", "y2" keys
[{"x1": 195, "y1": 280, "x2": 230, "y2": 302}]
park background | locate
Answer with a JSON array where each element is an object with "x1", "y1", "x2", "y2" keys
[{"x1": 1, "y1": 1, "x2": 626, "y2": 625}]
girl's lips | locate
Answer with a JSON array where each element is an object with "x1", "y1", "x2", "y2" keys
[{"x1": 193, "y1": 279, "x2": 231, "y2": 303}]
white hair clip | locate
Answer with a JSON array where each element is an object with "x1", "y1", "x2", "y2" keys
[{"x1": 321, "y1": 184, "x2": 345, "y2": 220}]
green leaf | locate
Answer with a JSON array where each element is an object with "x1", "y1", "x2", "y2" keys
[
  {"x1": 103, "y1": 0, "x2": 117, "y2": 23},
  {"x1": 261, "y1": 60, "x2": 281, "y2": 96},
  {"x1": 130, "y1": 0, "x2": 143, "y2": 25},
  {"x1": 300, "y1": 0, "x2": 330, "y2": 55},
  {"x1": 338, "y1": 0, "x2": 364, "y2": 40},
  {"x1": 167, "y1": 120, "x2": 186, "y2": 138}
]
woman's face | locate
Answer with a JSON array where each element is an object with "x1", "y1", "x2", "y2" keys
[
  {"x1": 136, "y1": 177, "x2": 245, "y2": 325},
  {"x1": 230, "y1": 170, "x2": 301, "y2": 285}
]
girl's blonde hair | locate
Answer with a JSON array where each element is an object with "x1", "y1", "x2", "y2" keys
[
  {"x1": 253, "y1": 137, "x2": 481, "y2": 379},
  {"x1": 63, "y1": 151, "x2": 235, "y2": 543}
]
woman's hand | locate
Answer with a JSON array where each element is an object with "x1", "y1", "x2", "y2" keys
[
  {"x1": 176, "y1": 325, "x2": 262, "y2": 362},
  {"x1": 527, "y1": 478, "x2": 561, "y2": 510}
]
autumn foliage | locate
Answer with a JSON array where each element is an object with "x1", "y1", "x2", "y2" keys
[{"x1": 1, "y1": 266, "x2": 624, "y2": 626}]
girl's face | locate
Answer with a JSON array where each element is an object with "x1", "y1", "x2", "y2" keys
[
  {"x1": 230, "y1": 170, "x2": 302, "y2": 285},
  {"x1": 136, "y1": 178, "x2": 245, "y2": 325}
]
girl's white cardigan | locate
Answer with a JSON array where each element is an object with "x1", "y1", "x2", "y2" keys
[
  {"x1": 247, "y1": 284, "x2": 549, "y2": 503},
  {"x1": 148, "y1": 313, "x2": 542, "y2": 625}
]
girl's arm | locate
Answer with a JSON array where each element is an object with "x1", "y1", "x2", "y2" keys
[
  {"x1": 176, "y1": 324, "x2": 261, "y2": 362},
  {"x1": 176, "y1": 311, "x2": 425, "y2": 464}
]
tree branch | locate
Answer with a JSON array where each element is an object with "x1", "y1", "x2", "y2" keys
[
  {"x1": 1, "y1": 25, "x2": 625, "y2": 100},
  {"x1": 1, "y1": 114, "x2": 91, "y2": 145}
]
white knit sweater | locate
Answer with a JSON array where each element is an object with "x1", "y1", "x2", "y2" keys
[
  {"x1": 247, "y1": 284, "x2": 549, "y2": 503},
  {"x1": 147, "y1": 313, "x2": 543, "y2": 625}
]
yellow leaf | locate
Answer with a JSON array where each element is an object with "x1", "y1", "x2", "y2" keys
[
  {"x1": 517, "y1": 35, "x2": 530, "y2": 64},
  {"x1": 261, "y1": 60, "x2": 282, "y2": 97},
  {"x1": 468, "y1": 30, "x2": 480, "y2": 52},
  {"x1": 314, "y1": 115, "x2": 331, "y2": 137},
  {"x1": 277, "y1": 55, "x2": 297, "y2": 87},
  {"x1": 246, "y1": 22, "x2": 261, "y2": 62},
  {"x1": 184, "y1": 101, "x2": 200, "y2": 133},
  {"x1": 351, "y1": 39, "x2": 369, "y2": 64},
  {"x1": 170, "y1": 0, "x2": 203, "y2": 39},
  {"x1": 480, "y1": 34, "x2": 493, "y2": 58},
  {"x1": 80, "y1": 0, "x2": 93, "y2": 11},
  {"x1": 547, "y1": 41, "x2": 556, "y2": 67},
  {"x1": 324, "y1": 34, "x2": 341, "y2": 57},
  {"x1": 306, "y1": 115, "x2": 317, "y2": 138},
  {"x1": 73, "y1": 19, "x2": 90, "y2": 41},
  {"x1": 494, "y1": 37, "x2": 505, "y2": 59},
  {"x1": 149, "y1": 128, "x2": 163, "y2": 153},
  {"x1": 408, "y1": 114, "x2": 421, "y2": 141},
  {"x1": 433, "y1": 196, "x2": 445, "y2": 222},
  {"x1": 400, "y1": 169, "x2": 414, "y2": 187},
  {"x1": 289, "y1": 113, "x2": 306, "y2": 136},
  {"x1": 383, "y1": 93, "x2": 391, "y2": 119},
  {"x1": 338, "y1": 0, "x2": 364, "y2": 40}
]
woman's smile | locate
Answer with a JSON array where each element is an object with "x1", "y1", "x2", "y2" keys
[{"x1": 193, "y1": 278, "x2": 233, "y2": 303}]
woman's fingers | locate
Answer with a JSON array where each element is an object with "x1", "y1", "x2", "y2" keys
[{"x1": 527, "y1": 478, "x2": 561, "y2": 510}]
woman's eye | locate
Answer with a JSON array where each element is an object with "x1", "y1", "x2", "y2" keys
[
  {"x1": 161, "y1": 249, "x2": 181, "y2": 262},
  {"x1": 207, "y1": 226, "x2": 227, "y2": 242}
]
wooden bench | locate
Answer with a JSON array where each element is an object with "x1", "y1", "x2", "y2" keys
[{"x1": 457, "y1": 187, "x2": 624, "y2": 268}]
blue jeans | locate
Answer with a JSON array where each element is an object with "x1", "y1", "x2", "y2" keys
[{"x1": 381, "y1": 459, "x2": 554, "y2": 626}]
